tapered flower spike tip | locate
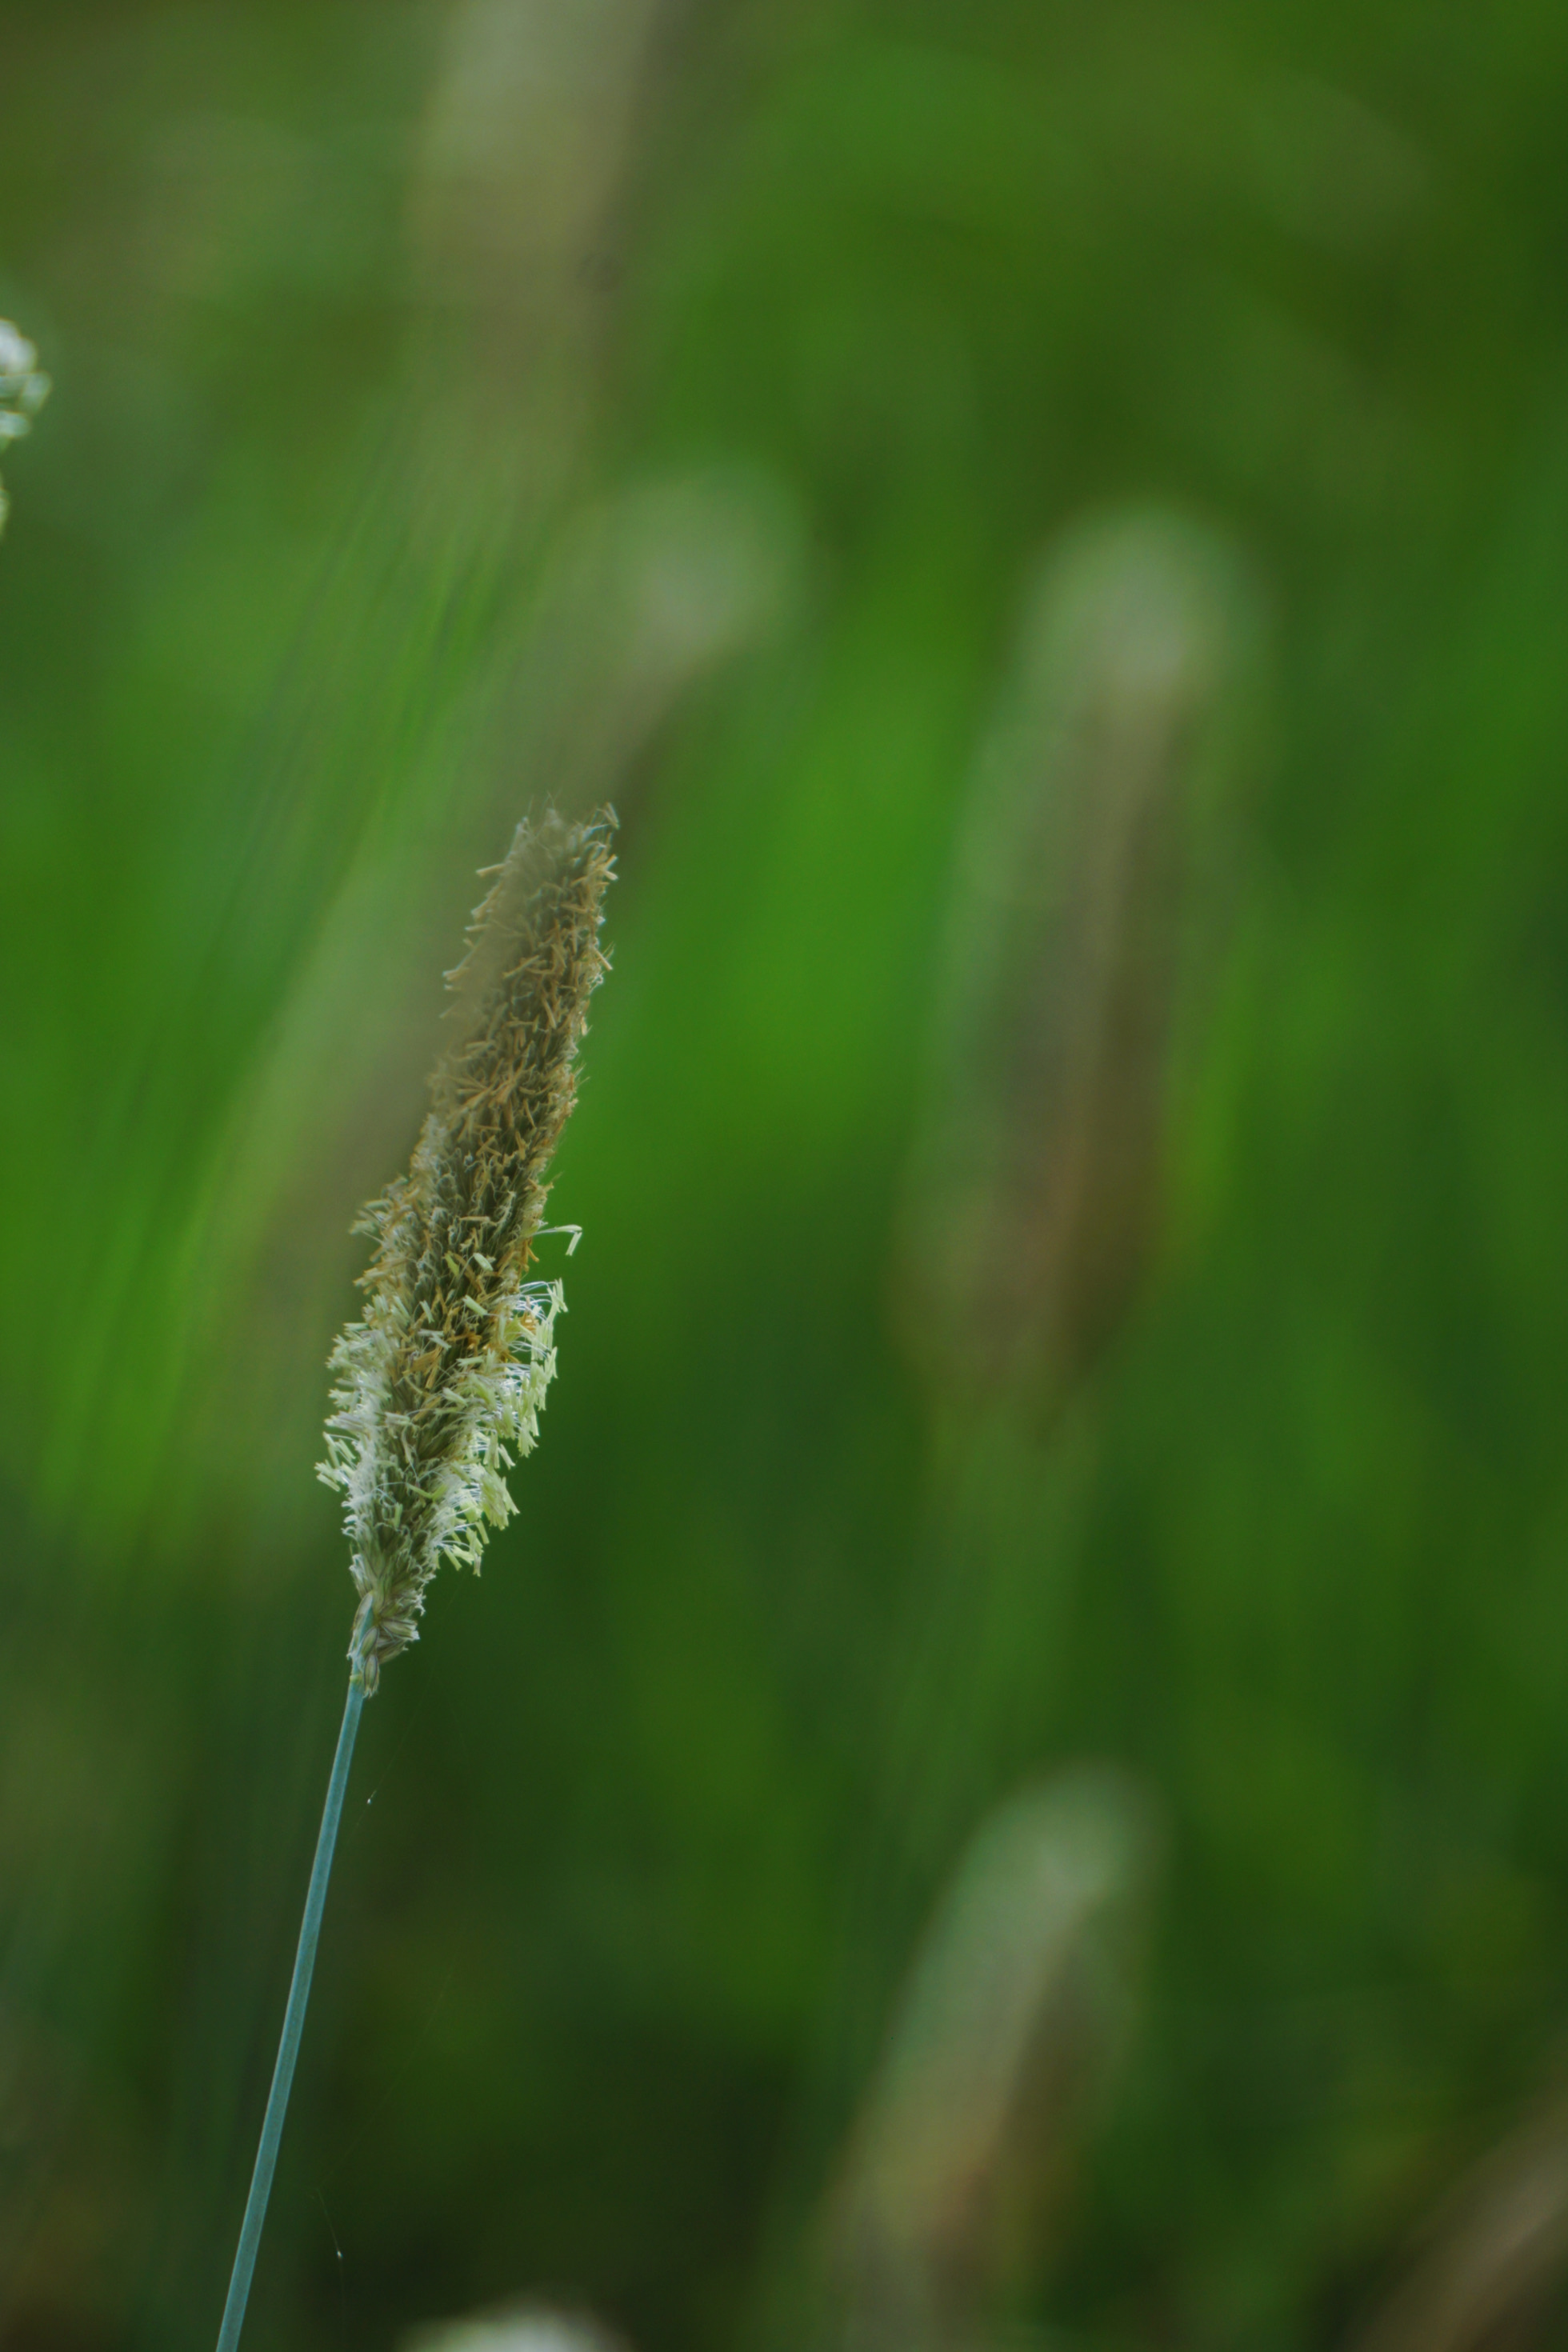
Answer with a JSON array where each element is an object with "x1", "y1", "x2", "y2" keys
[{"x1": 318, "y1": 806, "x2": 615, "y2": 1692}]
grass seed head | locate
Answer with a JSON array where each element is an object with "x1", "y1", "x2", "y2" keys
[{"x1": 318, "y1": 806, "x2": 615, "y2": 1690}]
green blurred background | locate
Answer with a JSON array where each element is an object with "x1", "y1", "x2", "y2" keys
[{"x1": 6, "y1": 2, "x2": 1568, "y2": 2347}]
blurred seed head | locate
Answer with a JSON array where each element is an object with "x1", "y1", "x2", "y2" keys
[
  {"x1": 0, "y1": 321, "x2": 50, "y2": 536},
  {"x1": 1351, "y1": 2098, "x2": 1568, "y2": 2352},
  {"x1": 405, "y1": 2309, "x2": 633, "y2": 2352},
  {"x1": 897, "y1": 509, "x2": 1259, "y2": 1416},
  {"x1": 410, "y1": 0, "x2": 663, "y2": 323},
  {"x1": 318, "y1": 808, "x2": 614, "y2": 1690},
  {"x1": 829, "y1": 1770, "x2": 1157, "y2": 2352}
]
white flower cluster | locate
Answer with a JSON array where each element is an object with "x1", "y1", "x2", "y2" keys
[
  {"x1": 319, "y1": 1263, "x2": 565, "y2": 1686},
  {"x1": 0, "y1": 322, "x2": 50, "y2": 534}
]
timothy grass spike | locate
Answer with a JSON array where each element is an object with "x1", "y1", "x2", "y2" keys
[
  {"x1": 216, "y1": 809, "x2": 613, "y2": 2352},
  {"x1": 319, "y1": 806, "x2": 615, "y2": 1692}
]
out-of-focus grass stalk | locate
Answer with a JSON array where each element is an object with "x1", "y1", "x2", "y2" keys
[
  {"x1": 214, "y1": 810, "x2": 614, "y2": 2347},
  {"x1": 787, "y1": 511, "x2": 1261, "y2": 2352},
  {"x1": 898, "y1": 507, "x2": 1258, "y2": 1418},
  {"x1": 870, "y1": 507, "x2": 1261, "y2": 1865},
  {"x1": 827, "y1": 1772, "x2": 1154, "y2": 2352},
  {"x1": 140, "y1": 468, "x2": 794, "y2": 1560},
  {"x1": 1350, "y1": 2095, "x2": 1568, "y2": 2352},
  {"x1": 32, "y1": 0, "x2": 678, "y2": 1557}
]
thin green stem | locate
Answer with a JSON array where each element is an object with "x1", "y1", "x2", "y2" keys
[{"x1": 216, "y1": 1662, "x2": 366, "y2": 2352}]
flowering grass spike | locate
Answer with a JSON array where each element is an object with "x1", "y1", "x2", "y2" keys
[
  {"x1": 215, "y1": 808, "x2": 613, "y2": 2352},
  {"x1": 320, "y1": 806, "x2": 615, "y2": 1691}
]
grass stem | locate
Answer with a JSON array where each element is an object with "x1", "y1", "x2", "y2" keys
[{"x1": 216, "y1": 1662, "x2": 366, "y2": 2351}]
